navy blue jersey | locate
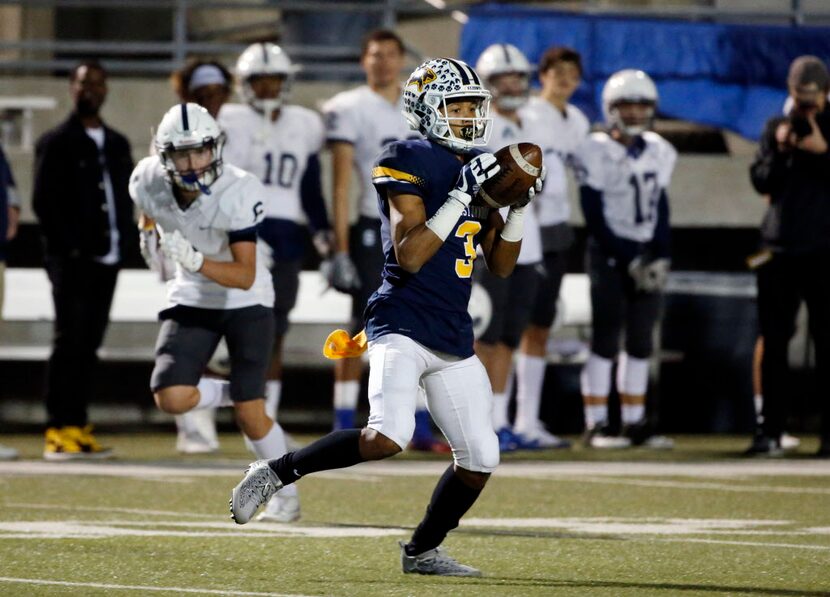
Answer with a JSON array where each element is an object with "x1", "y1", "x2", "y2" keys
[{"x1": 366, "y1": 139, "x2": 492, "y2": 357}]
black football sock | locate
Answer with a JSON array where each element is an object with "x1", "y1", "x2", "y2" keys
[
  {"x1": 268, "y1": 429, "x2": 363, "y2": 485},
  {"x1": 405, "y1": 464, "x2": 483, "y2": 556}
]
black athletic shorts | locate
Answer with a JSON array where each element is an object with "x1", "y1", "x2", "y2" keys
[
  {"x1": 530, "y1": 250, "x2": 569, "y2": 328},
  {"x1": 349, "y1": 216, "x2": 385, "y2": 334},
  {"x1": 476, "y1": 263, "x2": 541, "y2": 349},
  {"x1": 151, "y1": 304, "x2": 274, "y2": 402},
  {"x1": 271, "y1": 258, "x2": 303, "y2": 337},
  {"x1": 586, "y1": 243, "x2": 662, "y2": 359}
]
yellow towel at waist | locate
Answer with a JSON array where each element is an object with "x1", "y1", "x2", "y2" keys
[{"x1": 322, "y1": 329, "x2": 368, "y2": 359}]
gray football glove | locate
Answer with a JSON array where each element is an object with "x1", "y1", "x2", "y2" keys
[
  {"x1": 159, "y1": 229, "x2": 204, "y2": 273},
  {"x1": 322, "y1": 252, "x2": 361, "y2": 293},
  {"x1": 628, "y1": 256, "x2": 670, "y2": 293}
]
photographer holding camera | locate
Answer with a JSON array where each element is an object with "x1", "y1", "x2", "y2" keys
[{"x1": 748, "y1": 55, "x2": 830, "y2": 457}]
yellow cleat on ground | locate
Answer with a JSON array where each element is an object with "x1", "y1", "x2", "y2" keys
[{"x1": 43, "y1": 425, "x2": 114, "y2": 461}]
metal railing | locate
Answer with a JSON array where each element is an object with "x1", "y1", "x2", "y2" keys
[
  {"x1": 0, "y1": 0, "x2": 474, "y2": 77},
  {"x1": 0, "y1": 0, "x2": 824, "y2": 78}
]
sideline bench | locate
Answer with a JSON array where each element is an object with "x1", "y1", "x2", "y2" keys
[{"x1": 0, "y1": 268, "x2": 594, "y2": 366}]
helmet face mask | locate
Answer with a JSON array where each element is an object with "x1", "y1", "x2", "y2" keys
[
  {"x1": 609, "y1": 100, "x2": 655, "y2": 137},
  {"x1": 440, "y1": 96, "x2": 491, "y2": 144},
  {"x1": 475, "y1": 44, "x2": 533, "y2": 112},
  {"x1": 403, "y1": 58, "x2": 492, "y2": 153},
  {"x1": 602, "y1": 69, "x2": 659, "y2": 138},
  {"x1": 235, "y1": 43, "x2": 298, "y2": 113},
  {"x1": 488, "y1": 72, "x2": 530, "y2": 111},
  {"x1": 155, "y1": 103, "x2": 225, "y2": 194}
]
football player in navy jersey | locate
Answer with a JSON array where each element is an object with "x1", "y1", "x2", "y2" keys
[{"x1": 230, "y1": 58, "x2": 542, "y2": 577}]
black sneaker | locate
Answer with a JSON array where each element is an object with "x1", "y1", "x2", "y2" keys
[
  {"x1": 743, "y1": 433, "x2": 783, "y2": 457},
  {"x1": 583, "y1": 424, "x2": 631, "y2": 449},
  {"x1": 622, "y1": 422, "x2": 674, "y2": 450}
]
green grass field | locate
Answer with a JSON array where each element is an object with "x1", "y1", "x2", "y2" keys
[{"x1": 0, "y1": 433, "x2": 829, "y2": 596}]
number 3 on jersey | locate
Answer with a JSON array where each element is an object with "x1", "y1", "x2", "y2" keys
[{"x1": 454, "y1": 220, "x2": 481, "y2": 278}]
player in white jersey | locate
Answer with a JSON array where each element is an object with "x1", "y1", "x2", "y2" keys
[
  {"x1": 218, "y1": 43, "x2": 331, "y2": 455},
  {"x1": 472, "y1": 44, "x2": 562, "y2": 452},
  {"x1": 164, "y1": 58, "x2": 235, "y2": 455},
  {"x1": 574, "y1": 69, "x2": 677, "y2": 449},
  {"x1": 321, "y1": 30, "x2": 447, "y2": 452},
  {"x1": 512, "y1": 47, "x2": 590, "y2": 446},
  {"x1": 131, "y1": 103, "x2": 299, "y2": 521}
]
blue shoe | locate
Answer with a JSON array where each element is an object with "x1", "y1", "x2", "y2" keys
[
  {"x1": 496, "y1": 427, "x2": 519, "y2": 452},
  {"x1": 333, "y1": 408, "x2": 355, "y2": 431},
  {"x1": 510, "y1": 431, "x2": 542, "y2": 451}
]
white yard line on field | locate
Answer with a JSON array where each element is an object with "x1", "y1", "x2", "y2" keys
[
  {"x1": 562, "y1": 476, "x2": 830, "y2": 495},
  {"x1": 0, "y1": 577, "x2": 313, "y2": 596},
  {"x1": 3, "y1": 503, "x2": 217, "y2": 518},
  {"x1": 2, "y1": 459, "x2": 830, "y2": 481},
  {"x1": 654, "y1": 537, "x2": 830, "y2": 551}
]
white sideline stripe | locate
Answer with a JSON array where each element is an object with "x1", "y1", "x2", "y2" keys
[
  {"x1": 656, "y1": 538, "x2": 830, "y2": 551},
  {"x1": 0, "y1": 520, "x2": 406, "y2": 540},
  {"x1": 4, "y1": 503, "x2": 217, "y2": 518},
  {"x1": 0, "y1": 577, "x2": 311, "y2": 596},
  {"x1": 568, "y1": 476, "x2": 830, "y2": 495},
  {"x1": 2, "y1": 459, "x2": 830, "y2": 480}
]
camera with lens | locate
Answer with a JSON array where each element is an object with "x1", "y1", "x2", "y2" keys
[{"x1": 789, "y1": 100, "x2": 817, "y2": 139}]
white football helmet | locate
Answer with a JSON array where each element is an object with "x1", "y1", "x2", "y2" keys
[
  {"x1": 155, "y1": 103, "x2": 225, "y2": 194},
  {"x1": 602, "y1": 69, "x2": 658, "y2": 137},
  {"x1": 403, "y1": 58, "x2": 492, "y2": 153},
  {"x1": 235, "y1": 42, "x2": 300, "y2": 113},
  {"x1": 475, "y1": 44, "x2": 533, "y2": 111},
  {"x1": 468, "y1": 282, "x2": 493, "y2": 339}
]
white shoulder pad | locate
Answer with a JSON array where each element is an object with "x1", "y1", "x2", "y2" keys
[
  {"x1": 284, "y1": 105, "x2": 325, "y2": 153},
  {"x1": 129, "y1": 155, "x2": 168, "y2": 216},
  {"x1": 568, "y1": 104, "x2": 591, "y2": 138},
  {"x1": 573, "y1": 132, "x2": 612, "y2": 190},
  {"x1": 216, "y1": 102, "x2": 251, "y2": 131},
  {"x1": 321, "y1": 86, "x2": 365, "y2": 144},
  {"x1": 643, "y1": 131, "x2": 678, "y2": 187},
  {"x1": 219, "y1": 164, "x2": 268, "y2": 231}
]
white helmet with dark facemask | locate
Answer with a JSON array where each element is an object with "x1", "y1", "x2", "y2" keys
[
  {"x1": 475, "y1": 43, "x2": 533, "y2": 111},
  {"x1": 602, "y1": 69, "x2": 658, "y2": 137},
  {"x1": 402, "y1": 58, "x2": 492, "y2": 153},
  {"x1": 155, "y1": 103, "x2": 225, "y2": 194},
  {"x1": 235, "y1": 42, "x2": 300, "y2": 114}
]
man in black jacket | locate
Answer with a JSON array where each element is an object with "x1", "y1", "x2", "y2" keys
[
  {"x1": 33, "y1": 60, "x2": 137, "y2": 460},
  {"x1": 749, "y1": 55, "x2": 830, "y2": 457}
]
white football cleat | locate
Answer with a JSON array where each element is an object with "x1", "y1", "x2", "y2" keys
[
  {"x1": 400, "y1": 542, "x2": 481, "y2": 577},
  {"x1": 519, "y1": 422, "x2": 571, "y2": 449},
  {"x1": 584, "y1": 426, "x2": 631, "y2": 449},
  {"x1": 175, "y1": 409, "x2": 219, "y2": 454},
  {"x1": 641, "y1": 434, "x2": 674, "y2": 450},
  {"x1": 255, "y1": 491, "x2": 301, "y2": 523},
  {"x1": 230, "y1": 460, "x2": 283, "y2": 524},
  {"x1": 781, "y1": 433, "x2": 800, "y2": 451}
]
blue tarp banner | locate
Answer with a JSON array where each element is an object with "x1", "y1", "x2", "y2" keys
[{"x1": 459, "y1": 4, "x2": 830, "y2": 140}]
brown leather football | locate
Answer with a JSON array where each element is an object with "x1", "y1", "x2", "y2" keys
[{"x1": 476, "y1": 142, "x2": 543, "y2": 208}]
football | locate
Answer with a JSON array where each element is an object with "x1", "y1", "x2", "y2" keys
[{"x1": 476, "y1": 142, "x2": 543, "y2": 208}]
